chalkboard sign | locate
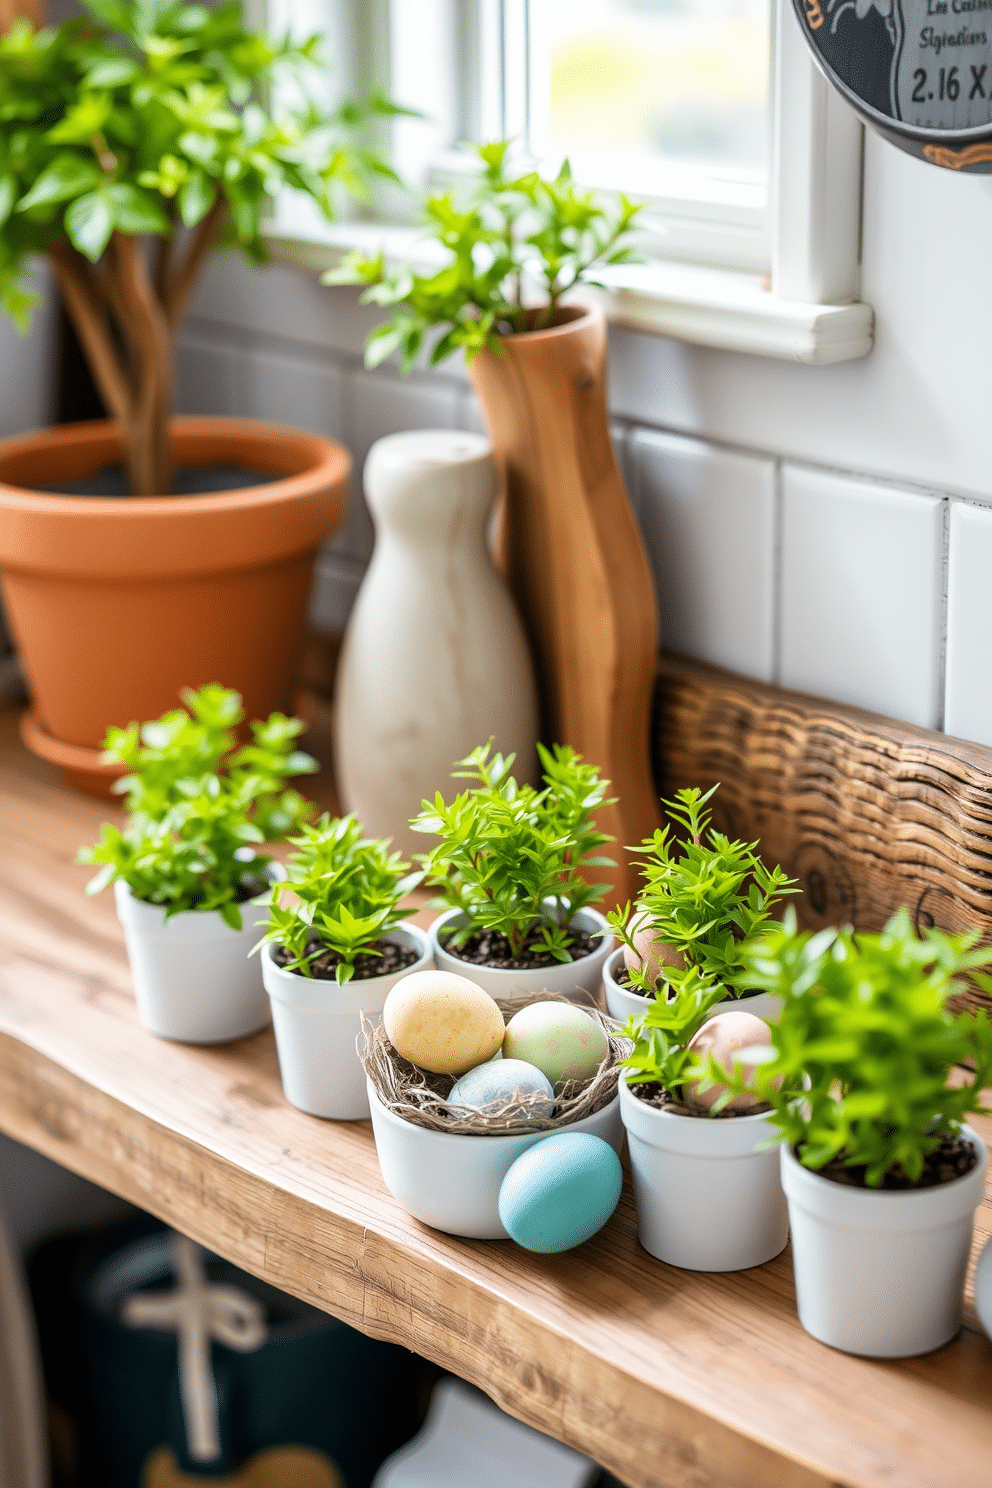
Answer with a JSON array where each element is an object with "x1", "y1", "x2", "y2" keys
[{"x1": 795, "y1": 0, "x2": 992, "y2": 170}]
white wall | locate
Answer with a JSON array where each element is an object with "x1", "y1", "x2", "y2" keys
[{"x1": 175, "y1": 126, "x2": 992, "y2": 747}]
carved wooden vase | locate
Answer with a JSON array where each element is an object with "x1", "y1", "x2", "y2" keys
[{"x1": 468, "y1": 302, "x2": 661, "y2": 904}]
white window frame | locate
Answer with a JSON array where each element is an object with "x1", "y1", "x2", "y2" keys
[{"x1": 263, "y1": 0, "x2": 874, "y2": 364}]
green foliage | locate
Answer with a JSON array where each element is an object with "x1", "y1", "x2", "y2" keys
[
  {"x1": 252, "y1": 813, "x2": 422, "y2": 984},
  {"x1": 608, "y1": 784, "x2": 797, "y2": 998},
  {"x1": 410, "y1": 739, "x2": 616, "y2": 963},
  {"x1": 707, "y1": 907, "x2": 992, "y2": 1184},
  {"x1": 619, "y1": 965, "x2": 731, "y2": 1096},
  {"x1": 0, "y1": 0, "x2": 404, "y2": 323},
  {"x1": 78, "y1": 683, "x2": 317, "y2": 927},
  {"x1": 323, "y1": 137, "x2": 643, "y2": 371}
]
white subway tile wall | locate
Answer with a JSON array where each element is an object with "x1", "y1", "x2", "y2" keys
[
  {"x1": 632, "y1": 429, "x2": 776, "y2": 682},
  {"x1": 172, "y1": 309, "x2": 985, "y2": 743},
  {"x1": 780, "y1": 467, "x2": 943, "y2": 730},
  {"x1": 945, "y1": 502, "x2": 992, "y2": 748}
]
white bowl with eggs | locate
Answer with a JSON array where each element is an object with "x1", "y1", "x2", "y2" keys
[
  {"x1": 368, "y1": 1081, "x2": 624, "y2": 1239},
  {"x1": 261, "y1": 925, "x2": 432, "y2": 1120},
  {"x1": 429, "y1": 906, "x2": 613, "y2": 1002},
  {"x1": 366, "y1": 973, "x2": 626, "y2": 1238},
  {"x1": 602, "y1": 948, "x2": 782, "y2": 1026},
  {"x1": 619, "y1": 1071, "x2": 788, "y2": 1272}
]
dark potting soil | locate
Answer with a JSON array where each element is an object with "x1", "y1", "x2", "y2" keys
[
  {"x1": 39, "y1": 464, "x2": 280, "y2": 497},
  {"x1": 628, "y1": 1080, "x2": 766, "y2": 1119},
  {"x1": 613, "y1": 961, "x2": 760, "y2": 1000},
  {"x1": 441, "y1": 926, "x2": 598, "y2": 972},
  {"x1": 812, "y1": 1133, "x2": 979, "y2": 1190},
  {"x1": 272, "y1": 935, "x2": 419, "y2": 982}
]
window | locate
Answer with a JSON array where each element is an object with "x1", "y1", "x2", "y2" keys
[{"x1": 265, "y1": 0, "x2": 872, "y2": 363}]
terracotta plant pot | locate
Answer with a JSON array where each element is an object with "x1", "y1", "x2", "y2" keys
[
  {"x1": 0, "y1": 417, "x2": 349, "y2": 796},
  {"x1": 468, "y1": 303, "x2": 661, "y2": 905}
]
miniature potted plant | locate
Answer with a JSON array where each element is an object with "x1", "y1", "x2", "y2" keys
[
  {"x1": 604, "y1": 784, "x2": 797, "y2": 1024},
  {"x1": 410, "y1": 739, "x2": 616, "y2": 999},
  {"x1": 723, "y1": 908, "x2": 992, "y2": 1357},
  {"x1": 327, "y1": 140, "x2": 662, "y2": 900},
  {"x1": 253, "y1": 813, "x2": 430, "y2": 1120},
  {"x1": 0, "y1": 0, "x2": 402, "y2": 793},
  {"x1": 617, "y1": 972, "x2": 790, "y2": 1272},
  {"x1": 78, "y1": 683, "x2": 317, "y2": 1043}
]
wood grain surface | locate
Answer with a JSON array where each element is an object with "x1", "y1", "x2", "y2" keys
[
  {"x1": 653, "y1": 653, "x2": 992, "y2": 1014},
  {"x1": 3, "y1": 701, "x2": 992, "y2": 1488}
]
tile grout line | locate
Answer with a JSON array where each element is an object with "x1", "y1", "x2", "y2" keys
[
  {"x1": 936, "y1": 497, "x2": 950, "y2": 735},
  {"x1": 771, "y1": 459, "x2": 783, "y2": 688}
]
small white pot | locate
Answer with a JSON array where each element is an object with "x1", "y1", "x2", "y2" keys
[
  {"x1": 262, "y1": 925, "x2": 432, "y2": 1120},
  {"x1": 619, "y1": 1074, "x2": 788, "y2": 1271},
  {"x1": 602, "y1": 947, "x2": 782, "y2": 1025},
  {"x1": 430, "y1": 907, "x2": 613, "y2": 1002},
  {"x1": 114, "y1": 878, "x2": 274, "y2": 1044},
  {"x1": 368, "y1": 1082, "x2": 624, "y2": 1239},
  {"x1": 781, "y1": 1129, "x2": 988, "y2": 1357}
]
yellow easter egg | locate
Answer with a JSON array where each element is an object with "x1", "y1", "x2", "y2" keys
[{"x1": 383, "y1": 970, "x2": 505, "y2": 1075}]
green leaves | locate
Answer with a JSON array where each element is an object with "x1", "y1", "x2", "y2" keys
[
  {"x1": 607, "y1": 784, "x2": 798, "y2": 998},
  {"x1": 78, "y1": 685, "x2": 318, "y2": 920},
  {"x1": 252, "y1": 814, "x2": 421, "y2": 984},
  {"x1": 0, "y1": 4, "x2": 405, "y2": 330},
  {"x1": 722, "y1": 908, "x2": 992, "y2": 1185},
  {"x1": 322, "y1": 138, "x2": 645, "y2": 372},
  {"x1": 410, "y1": 739, "x2": 616, "y2": 962}
]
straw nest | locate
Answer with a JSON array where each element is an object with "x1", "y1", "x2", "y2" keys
[{"x1": 361, "y1": 991, "x2": 632, "y2": 1136}]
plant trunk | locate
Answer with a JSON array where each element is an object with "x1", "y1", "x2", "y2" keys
[{"x1": 113, "y1": 235, "x2": 173, "y2": 496}]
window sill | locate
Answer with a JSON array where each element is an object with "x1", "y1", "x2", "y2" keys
[{"x1": 263, "y1": 222, "x2": 874, "y2": 367}]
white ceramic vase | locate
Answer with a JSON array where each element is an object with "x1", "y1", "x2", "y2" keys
[
  {"x1": 602, "y1": 947, "x2": 782, "y2": 1025},
  {"x1": 334, "y1": 429, "x2": 539, "y2": 858},
  {"x1": 781, "y1": 1129, "x2": 988, "y2": 1357},
  {"x1": 430, "y1": 907, "x2": 614, "y2": 1002},
  {"x1": 261, "y1": 925, "x2": 432, "y2": 1120},
  {"x1": 618, "y1": 1074, "x2": 788, "y2": 1271},
  {"x1": 114, "y1": 879, "x2": 272, "y2": 1044},
  {"x1": 368, "y1": 1082, "x2": 624, "y2": 1239}
]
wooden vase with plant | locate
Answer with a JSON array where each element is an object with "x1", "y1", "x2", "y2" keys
[
  {"x1": 328, "y1": 140, "x2": 661, "y2": 905},
  {"x1": 410, "y1": 738, "x2": 617, "y2": 999},
  {"x1": 253, "y1": 812, "x2": 430, "y2": 1119},
  {"x1": 0, "y1": 0, "x2": 403, "y2": 793},
  {"x1": 78, "y1": 682, "x2": 318, "y2": 1043}
]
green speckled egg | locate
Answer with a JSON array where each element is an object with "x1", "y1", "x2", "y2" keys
[{"x1": 502, "y1": 1002, "x2": 608, "y2": 1088}]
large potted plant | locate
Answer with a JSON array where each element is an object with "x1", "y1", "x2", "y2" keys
[
  {"x1": 0, "y1": 0, "x2": 399, "y2": 794},
  {"x1": 253, "y1": 812, "x2": 430, "y2": 1121},
  {"x1": 721, "y1": 908, "x2": 992, "y2": 1356},
  {"x1": 410, "y1": 738, "x2": 616, "y2": 1000},
  {"x1": 604, "y1": 784, "x2": 797, "y2": 1023},
  {"x1": 79, "y1": 683, "x2": 317, "y2": 1043},
  {"x1": 328, "y1": 140, "x2": 661, "y2": 903}
]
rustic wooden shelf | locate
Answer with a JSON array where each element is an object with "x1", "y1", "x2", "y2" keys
[{"x1": 3, "y1": 703, "x2": 992, "y2": 1488}]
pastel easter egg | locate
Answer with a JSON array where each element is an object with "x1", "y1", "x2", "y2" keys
[
  {"x1": 502, "y1": 1003, "x2": 609, "y2": 1089},
  {"x1": 383, "y1": 971, "x2": 505, "y2": 1075},
  {"x1": 498, "y1": 1133, "x2": 623, "y2": 1253},
  {"x1": 447, "y1": 1058, "x2": 556, "y2": 1120},
  {"x1": 623, "y1": 906, "x2": 685, "y2": 987},
  {"x1": 684, "y1": 1010, "x2": 771, "y2": 1113}
]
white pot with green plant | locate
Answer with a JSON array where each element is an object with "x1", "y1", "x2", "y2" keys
[
  {"x1": 411, "y1": 740, "x2": 615, "y2": 1000},
  {"x1": 79, "y1": 684, "x2": 317, "y2": 1044},
  {"x1": 605, "y1": 785, "x2": 796, "y2": 1024},
  {"x1": 618, "y1": 970, "x2": 789, "y2": 1272},
  {"x1": 731, "y1": 908, "x2": 992, "y2": 1357},
  {"x1": 254, "y1": 813, "x2": 429, "y2": 1120}
]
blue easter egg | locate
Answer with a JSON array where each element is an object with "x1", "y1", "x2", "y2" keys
[
  {"x1": 498, "y1": 1133, "x2": 623, "y2": 1253},
  {"x1": 447, "y1": 1058, "x2": 555, "y2": 1120}
]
